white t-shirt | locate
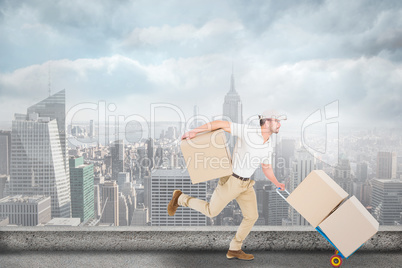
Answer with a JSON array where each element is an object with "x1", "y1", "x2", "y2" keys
[{"x1": 230, "y1": 122, "x2": 273, "y2": 178}]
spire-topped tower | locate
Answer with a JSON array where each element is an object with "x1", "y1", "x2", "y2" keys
[{"x1": 223, "y1": 68, "x2": 243, "y2": 124}]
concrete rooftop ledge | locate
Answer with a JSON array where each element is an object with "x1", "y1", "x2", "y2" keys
[{"x1": 0, "y1": 226, "x2": 401, "y2": 252}]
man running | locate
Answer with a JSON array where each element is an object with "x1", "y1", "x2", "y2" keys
[{"x1": 167, "y1": 110, "x2": 286, "y2": 260}]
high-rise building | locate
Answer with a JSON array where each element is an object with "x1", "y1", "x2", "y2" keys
[
  {"x1": 356, "y1": 162, "x2": 368, "y2": 182},
  {"x1": 69, "y1": 157, "x2": 95, "y2": 223},
  {"x1": 377, "y1": 152, "x2": 397, "y2": 179},
  {"x1": 0, "y1": 195, "x2": 51, "y2": 226},
  {"x1": 111, "y1": 140, "x2": 124, "y2": 181},
  {"x1": 119, "y1": 192, "x2": 129, "y2": 226},
  {"x1": 9, "y1": 112, "x2": 71, "y2": 218},
  {"x1": 150, "y1": 169, "x2": 207, "y2": 226},
  {"x1": 146, "y1": 138, "x2": 154, "y2": 170},
  {"x1": 263, "y1": 184, "x2": 289, "y2": 226},
  {"x1": 117, "y1": 172, "x2": 130, "y2": 189},
  {"x1": 27, "y1": 90, "x2": 67, "y2": 171},
  {"x1": 222, "y1": 70, "x2": 243, "y2": 154},
  {"x1": 94, "y1": 184, "x2": 101, "y2": 219},
  {"x1": 334, "y1": 158, "x2": 353, "y2": 195},
  {"x1": 371, "y1": 179, "x2": 402, "y2": 225},
  {"x1": 288, "y1": 149, "x2": 315, "y2": 225},
  {"x1": 222, "y1": 71, "x2": 242, "y2": 124},
  {"x1": 101, "y1": 181, "x2": 119, "y2": 226},
  {"x1": 0, "y1": 131, "x2": 11, "y2": 175},
  {"x1": 0, "y1": 175, "x2": 8, "y2": 199},
  {"x1": 89, "y1": 120, "x2": 94, "y2": 138},
  {"x1": 131, "y1": 205, "x2": 149, "y2": 226}
]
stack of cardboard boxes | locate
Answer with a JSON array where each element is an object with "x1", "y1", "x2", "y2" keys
[{"x1": 287, "y1": 170, "x2": 379, "y2": 258}]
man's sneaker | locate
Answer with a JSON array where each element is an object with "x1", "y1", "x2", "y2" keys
[
  {"x1": 226, "y1": 250, "x2": 254, "y2": 260},
  {"x1": 167, "y1": 190, "x2": 182, "y2": 216}
]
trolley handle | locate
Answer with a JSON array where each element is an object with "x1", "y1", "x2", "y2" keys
[{"x1": 276, "y1": 188, "x2": 290, "y2": 201}]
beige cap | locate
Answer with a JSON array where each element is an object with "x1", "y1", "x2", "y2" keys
[{"x1": 259, "y1": 109, "x2": 287, "y2": 121}]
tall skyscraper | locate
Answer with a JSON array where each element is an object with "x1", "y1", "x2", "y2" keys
[
  {"x1": 222, "y1": 70, "x2": 243, "y2": 124},
  {"x1": 222, "y1": 70, "x2": 243, "y2": 154},
  {"x1": 94, "y1": 184, "x2": 101, "y2": 219},
  {"x1": 111, "y1": 140, "x2": 124, "y2": 181},
  {"x1": 371, "y1": 179, "x2": 402, "y2": 225},
  {"x1": 334, "y1": 158, "x2": 353, "y2": 195},
  {"x1": 9, "y1": 112, "x2": 71, "y2": 218},
  {"x1": 150, "y1": 169, "x2": 207, "y2": 226},
  {"x1": 101, "y1": 181, "x2": 119, "y2": 226},
  {"x1": 89, "y1": 120, "x2": 94, "y2": 138},
  {"x1": 356, "y1": 162, "x2": 368, "y2": 182},
  {"x1": 27, "y1": 90, "x2": 67, "y2": 171},
  {"x1": 119, "y1": 192, "x2": 129, "y2": 226},
  {"x1": 117, "y1": 172, "x2": 130, "y2": 189},
  {"x1": 377, "y1": 152, "x2": 397, "y2": 179},
  {"x1": 69, "y1": 156, "x2": 95, "y2": 223},
  {"x1": 146, "y1": 138, "x2": 154, "y2": 170},
  {"x1": 0, "y1": 175, "x2": 8, "y2": 199},
  {"x1": 0, "y1": 131, "x2": 11, "y2": 175},
  {"x1": 263, "y1": 184, "x2": 289, "y2": 226},
  {"x1": 288, "y1": 149, "x2": 315, "y2": 225},
  {"x1": 131, "y1": 205, "x2": 149, "y2": 226}
]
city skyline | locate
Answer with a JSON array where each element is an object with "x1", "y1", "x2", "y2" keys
[
  {"x1": 0, "y1": 1, "x2": 401, "y2": 129},
  {"x1": 0, "y1": 1, "x2": 401, "y2": 229}
]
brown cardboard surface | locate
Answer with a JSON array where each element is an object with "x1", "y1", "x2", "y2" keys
[
  {"x1": 180, "y1": 129, "x2": 232, "y2": 184},
  {"x1": 286, "y1": 170, "x2": 348, "y2": 227},
  {"x1": 318, "y1": 196, "x2": 379, "y2": 258}
]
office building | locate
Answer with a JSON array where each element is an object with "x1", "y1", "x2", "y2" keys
[
  {"x1": 377, "y1": 152, "x2": 397, "y2": 179},
  {"x1": 119, "y1": 192, "x2": 129, "y2": 226},
  {"x1": 334, "y1": 158, "x2": 353, "y2": 195},
  {"x1": 94, "y1": 184, "x2": 101, "y2": 218},
  {"x1": 0, "y1": 131, "x2": 11, "y2": 175},
  {"x1": 262, "y1": 185, "x2": 289, "y2": 226},
  {"x1": 0, "y1": 195, "x2": 51, "y2": 226},
  {"x1": 27, "y1": 90, "x2": 67, "y2": 171},
  {"x1": 0, "y1": 175, "x2": 8, "y2": 199},
  {"x1": 222, "y1": 70, "x2": 243, "y2": 154},
  {"x1": 356, "y1": 162, "x2": 368, "y2": 182},
  {"x1": 288, "y1": 149, "x2": 315, "y2": 225},
  {"x1": 371, "y1": 179, "x2": 402, "y2": 225},
  {"x1": 111, "y1": 140, "x2": 124, "y2": 181},
  {"x1": 150, "y1": 169, "x2": 207, "y2": 226},
  {"x1": 9, "y1": 112, "x2": 71, "y2": 218},
  {"x1": 222, "y1": 70, "x2": 242, "y2": 124},
  {"x1": 131, "y1": 205, "x2": 149, "y2": 226},
  {"x1": 101, "y1": 181, "x2": 119, "y2": 226},
  {"x1": 117, "y1": 172, "x2": 130, "y2": 189},
  {"x1": 69, "y1": 157, "x2": 95, "y2": 223},
  {"x1": 89, "y1": 120, "x2": 94, "y2": 138}
]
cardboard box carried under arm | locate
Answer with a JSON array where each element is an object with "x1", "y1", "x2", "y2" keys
[
  {"x1": 286, "y1": 170, "x2": 349, "y2": 228},
  {"x1": 318, "y1": 196, "x2": 379, "y2": 258},
  {"x1": 180, "y1": 129, "x2": 232, "y2": 184}
]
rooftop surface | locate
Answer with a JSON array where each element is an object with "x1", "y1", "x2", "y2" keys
[{"x1": 1, "y1": 250, "x2": 401, "y2": 268}]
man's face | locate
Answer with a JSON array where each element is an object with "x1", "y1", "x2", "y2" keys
[{"x1": 267, "y1": 119, "x2": 281, "y2": 134}]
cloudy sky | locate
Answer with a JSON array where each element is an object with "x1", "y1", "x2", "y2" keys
[{"x1": 0, "y1": 0, "x2": 401, "y2": 131}]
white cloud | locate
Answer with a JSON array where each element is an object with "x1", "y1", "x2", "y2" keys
[
  {"x1": 122, "y1": 18, "x2": 244, "y2": 46},
  {"x1": 1, "y1": 54, "x2": 401, "y2": 129}
]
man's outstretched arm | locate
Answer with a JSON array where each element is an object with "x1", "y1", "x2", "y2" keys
[
  {"x1": 261, "y1": 163, "x2": 285, "y2": 190},
  {"x1": 181, "y1": 120, "x2": 231, "y2": 140}
]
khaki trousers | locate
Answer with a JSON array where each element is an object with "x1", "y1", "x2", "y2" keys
[{"x1": 178, "y1": 175, "x2": 258, "y2": 250}]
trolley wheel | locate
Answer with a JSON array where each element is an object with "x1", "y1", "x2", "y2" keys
[{"x1": 330, "y1": 254, "x2": 343, "y2": 267}]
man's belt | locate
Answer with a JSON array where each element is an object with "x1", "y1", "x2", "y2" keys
[{"x1": 232, "y1": 173, "x2": 250, "y2": 181}]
